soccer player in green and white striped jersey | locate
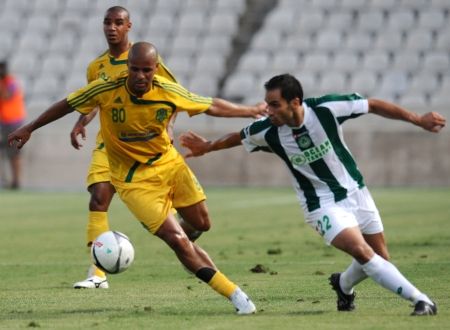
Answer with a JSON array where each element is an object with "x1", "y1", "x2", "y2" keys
[{"x1": 179, "y1": 74, "x2": 446, "y2": 316}]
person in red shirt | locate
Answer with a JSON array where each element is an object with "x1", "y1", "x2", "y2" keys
[{"x1": 0, "y1": 61, "x2": 26, "y2": 189}]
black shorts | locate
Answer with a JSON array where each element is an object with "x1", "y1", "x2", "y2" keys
[{"x1": 1, "y1": 121, "x2": 24, "y2": 157}]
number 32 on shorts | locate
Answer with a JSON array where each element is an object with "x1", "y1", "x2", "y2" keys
[{"x1": 315, "y1": 215, "x2": 332, "y2": 236}]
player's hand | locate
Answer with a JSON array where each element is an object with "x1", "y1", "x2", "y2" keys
[
  {"x1": 420, "y1": 112, "x2": 446, "y2": 132},
  {"x1": 8, "y1": 125, "x2": 32, "y2": 149},
  {"x1": 70, "y1": 122, "x2": 86, "y2": 149},
  {"x1": 179, "y1": 131, "x2": 211, "y2": 158},
  {"x1": 252, "y1": 101, "x2": 268, "y2": 119}
]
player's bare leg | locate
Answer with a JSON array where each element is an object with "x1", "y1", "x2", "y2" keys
[
  {"x1": 88, "y1": 181, "x2": 116, "y2": 212},
  {"x1": 155, "y1": 214, "x2": 256, "y2": 315},
  {"x1": 9, "y1": 154, "x2": 21, "y2": 189},
  {"x1": 364, "y1": 232, "x2": 389, "y2": 260},
  {"x1": 177, "y1": 201, "x2": 211, "y2": 241},
  {"x1": 73, "y1": 181, "x2": 115, "y2": 289},
  {"x1": 330, "y1": 227, "x2": 436, "y2": 315},
  {"x1": 330, "y1": 231, "x2": 392, "y2": 310}
]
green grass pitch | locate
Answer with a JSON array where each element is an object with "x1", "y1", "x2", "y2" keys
[{"x1": 0, "y1": 187, "x2": 449, "y2": 329}]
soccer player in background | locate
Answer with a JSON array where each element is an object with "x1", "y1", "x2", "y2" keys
[
  {"x1": 179, "y1": 74, "x2": 446, "y2": 316},
  {"x1": 0, "y1": 61, "x2": 27, "y2": 190},
  {"x1": 70, "y1": 6, "x2": 199, "y2": 290},
  {"x1": 8, "y1": 42, "x2": 267, "y2": 315}
]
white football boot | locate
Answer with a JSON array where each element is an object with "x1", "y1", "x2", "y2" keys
[
  {"x1": 73, "y1": 276, "x2": 109, "y2": 289},
  {"x1": 230, "y1": 287, "x2": 256, "y2": 315},
  {"x1": 73, "y1": 265, "x2": 109, "y2": 289}
]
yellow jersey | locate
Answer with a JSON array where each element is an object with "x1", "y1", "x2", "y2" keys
[
  {"x1": 86, "y1": 48, "x2": 177, "y2": 145},
  {"x1": 67, "y1": 74, "x2": 212, "y2": 183}
]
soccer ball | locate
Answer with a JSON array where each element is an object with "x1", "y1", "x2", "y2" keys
[{"x1": 91, "y1": 231, "x2": 135, "y2": 274}]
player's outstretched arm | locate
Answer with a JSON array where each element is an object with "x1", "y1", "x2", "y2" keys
[
  {"x1": 70, "y1": 108, "x2": 99, "y2": 149},
  {"x1": 368, "y1": 98, "x2": 446, "y2": 132},
  {"x1": 179, "y1": 131, "x2": 242, "y2": 158},
  {"x1": 205, "y1": 98, "x2": 267, "y2": 119},
  {"x1": 8, "y1": 99, "x2": 74, "y2": 149}
]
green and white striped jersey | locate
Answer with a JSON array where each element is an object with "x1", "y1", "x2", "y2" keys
[{"x1": 240, "y1": 93, "x2": 369, "y2": 212}]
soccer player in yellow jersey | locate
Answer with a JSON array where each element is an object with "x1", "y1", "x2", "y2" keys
[
  {"x1": 9, "y1": 42, "x2": 268, "y2": 314},
  {"x1": 70, "y1": 6, "x2": 181, "y2": 289}
]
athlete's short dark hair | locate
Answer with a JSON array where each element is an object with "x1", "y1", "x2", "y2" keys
[{"x1": 264, "y1": 74, "x2": 303, "y2": 103}]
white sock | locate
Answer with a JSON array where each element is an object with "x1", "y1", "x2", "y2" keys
[
  {"x1": 362, "y1": 254, "x2": 433, "y2": 305},
  {"x1": 340, "y1": 259, "x2": 368, "y2": 294}
]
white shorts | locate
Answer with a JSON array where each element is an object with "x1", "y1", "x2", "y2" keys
[{"x1": 304, "y1": 187, "x2": 383, "y2": 245}]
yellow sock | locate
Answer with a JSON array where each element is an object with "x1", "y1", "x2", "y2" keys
[
  {"x1": 86, "y1": 211, "x2": 110, "y2": 246},
  {"x1": 86, "y1": 211, "x2": 109, "y2": 279},
  {"x1": 93, "y1": 265, "x2": 106, "y2": 278},
  {"x1": 208, "y1": 271, "x2": 238, "y2": 298}
]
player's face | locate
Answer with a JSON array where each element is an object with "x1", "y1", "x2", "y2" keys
[
  {"x1": 103, "y1": 10, "x2": 131, "y2": 45},
  {"x1": 127, "y1": 54, "x2": 158, "y2": 96},
  {"x1": 265, "y1": 89, "x2": 296, "y2": 126}
]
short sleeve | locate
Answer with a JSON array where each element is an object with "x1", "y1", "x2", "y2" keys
[
  {"x1": 240, "y1": 117, "x2": 272, "y2": 153},
  {"x1": 67, "y1": 79, "x2": 105, "y2": 114},
  {"x1": 86, "y1": 61, "x2": 96, "y2": 84},
  {"x1": 312, "y1": 93, "x2": 369, "y2": 124},
  {"x1": 157, "y1": 55, "x2": 178, "y2": 83},
  {"x1": 156, "y1": 79, "x2": 212, "y2": 116}
]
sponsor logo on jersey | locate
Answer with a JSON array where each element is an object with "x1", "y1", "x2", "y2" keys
[
  {"x1": 297, "y1": 134, "x2": 312, "y2": 148},
  {"x1": 290, "y1": 139, "x2": 332, "y2": 165},
  {"x1": 99, "y1": 72, "x2": 109, "y2": 81},
  {"x1": 114, "y1": 96, "x2": 123, "y2": 104},
  {"x1": 156, "y1": 108, "x2": 168, "y2": 123},
  {"x1": 119, "y1": 130, "x2": 159, "y2": 142}
]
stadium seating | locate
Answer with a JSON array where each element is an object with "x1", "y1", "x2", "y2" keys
[
  {"x1": 356, "y1": 11, "x2": 385, "y2": 34},
  {"x1": 298, "y1": 52, "x2": 331, "y2": 74},
  {"x1": 391, "y1": 52, "x2": 421, "y2": 74},
  {"x1": 0, "y1": 0, "x2": 447, "y2": 131},
  {"x1": 408, "y1": 73, "x2": 439, "y2": 96},
  {"x1": 362, "y1": 51, "x2": 391, "y2": 73},
  {"x1": 400, "y1": 93, "x2": 428, "y2": 109},
  {"x1": 349, "y1": 71, "x2": 378, "y2": 97},
  {"x1": 345, "y1": 32, "x2": 374, "y2": 53},
  {"x1": 223, "y1": 72, "x2": 257, "y2": 101},
  {"x1": 376, "y1": 71, "x2": 409, "y2": 100},
  {"x1": 222, "y1": 0, "x2": 449, "y2": 116},
  {"x1": 30, "y1": 75, "x2": 60, "y2": 104},
  {"x1": 404, "y1": 30, "x2": 434, "y2": 54},
  {"x1": 48, "y1": 33, "x2": 77, "y2": 56},
  {"x1": 271, "y1": 52, "x2": 299, "y2": 73},
  {"x1": 423, "y1": 52, "x2": 450, "y2": 74},
  {"x1": 2, "y1": 0, "x2": 448, "y2": 191},
  {"x1": 207, "y1": 12, "x2": 240, "y2": 36},
  {"x1": 315, "y1": 30, "x2": 344, "y2": 53},
  {"x1": 3, "y1": 0, "x2": 31, "y2": 16},
  {"x1": 319, "y1": 72, "x2": 348, "y2": 94},
  {"x1": 418, "y1": 9, "x2": 446, "y2": 31},
  {"x1": 332, "y1": 51, "x2": 361, "y2": 75},
  {"x1": 188, "y1": 75, "x2": 219, "y2": 96},
  {"x1": 26, "y1": 16, "x2": 53, "y2": 36},
  {"x1": 386, "y1": 10, "x2": 415, "y2": 33}
]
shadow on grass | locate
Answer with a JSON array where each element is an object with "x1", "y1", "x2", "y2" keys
[
  {"x1": 286, "y1": 310, "x2": 327, "y2": 316},
  {"x1": 61, "y1": 308, "x2": 126, "y2": 314}
]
